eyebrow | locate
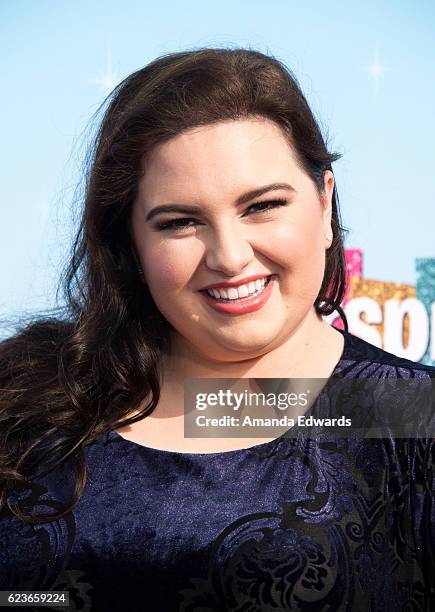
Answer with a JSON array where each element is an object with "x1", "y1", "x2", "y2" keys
[{"x1": 144, "y1": 182, "x2": 296, "y2": 222}]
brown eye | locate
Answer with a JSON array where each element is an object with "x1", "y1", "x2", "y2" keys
[
  {"x1": 156, "y1": 218, "x2": 201, "y2": 231},
  {"x1": 156, "y1": 199, "x2": 288, "y2": 232},
  {"x1": 245, "y1": 199, "x2": 288, "y2": 215}
]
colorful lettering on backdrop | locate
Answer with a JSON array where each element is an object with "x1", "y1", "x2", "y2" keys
[{"x1": 324, "y1": 250, "x2": 435, "y2": 366}]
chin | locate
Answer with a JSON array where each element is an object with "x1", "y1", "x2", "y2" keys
[{"x1": 210, "y1": 329, "x2": 281, "y2": 353}]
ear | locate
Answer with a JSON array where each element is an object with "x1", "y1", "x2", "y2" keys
[{"x1": 320, "y1": 170, "x2": 335, "y2": 249}]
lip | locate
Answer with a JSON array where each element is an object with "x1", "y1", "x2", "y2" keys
[
  {"x1": 199, "y1": 275, "x2": 276, "y2": 315},
  {"x1": 200, "y1": 273, "x2": 275, "y2": 291}
]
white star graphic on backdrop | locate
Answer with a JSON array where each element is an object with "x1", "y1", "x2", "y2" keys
[
  {"x1": 365, "y1": 46, "x2": 385, "y2": 96},
  {"x1": 87, "y1": 47, "x2": 119, "y2": 95}
]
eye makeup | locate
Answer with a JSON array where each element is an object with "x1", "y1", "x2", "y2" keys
[{"x1": 154, "y1": 198, "x2": 289, "y2": 232}]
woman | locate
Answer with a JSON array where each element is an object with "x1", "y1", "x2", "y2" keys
[{"x1": 0, "y1": 47, "x2": 434, "y2": 611}]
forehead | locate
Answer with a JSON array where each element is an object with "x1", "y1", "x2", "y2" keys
[{"x1": 138, "y1": 118, "x2": 301, "y2": 201}]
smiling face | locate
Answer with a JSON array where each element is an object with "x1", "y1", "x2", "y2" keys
[{"x1": 131, "y1": 117, "x2": 334, "y2": 362}]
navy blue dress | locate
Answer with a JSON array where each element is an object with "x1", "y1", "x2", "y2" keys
[{"x1": 1, "y1": 329, "x2": 434, "y2": 611}]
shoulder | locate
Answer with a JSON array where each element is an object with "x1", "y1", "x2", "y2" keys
[
  {"x1": 339, "y1": 329, "x2": 435, "y2": 377},
  {"x1": 333, "y1": 330, "x2": 435, "y2": 442}
]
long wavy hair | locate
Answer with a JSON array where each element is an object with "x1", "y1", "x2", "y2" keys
[{"x1": 0, "y1": 47, "x2": 348, "y2": 525}]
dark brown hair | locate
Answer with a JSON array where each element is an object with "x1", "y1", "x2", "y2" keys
[{"x1": 0, "y1": 47, "x2": 348, "y2": 524}]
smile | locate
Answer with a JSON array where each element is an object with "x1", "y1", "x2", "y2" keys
[
  {"x1": 199, "y1": 275, "x2": 276, "y2": 315},
  {"x1": 204, "y1": 275, "x2": 273, "y2": 301}
]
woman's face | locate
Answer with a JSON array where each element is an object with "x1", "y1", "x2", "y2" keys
[{"x1": 131, "y1": 117, "x2": 334, "y2": 361}]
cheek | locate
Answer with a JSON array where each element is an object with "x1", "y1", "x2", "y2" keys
[
  {"x1": 141, "y1": 239, "x2": 200, "y2": 292},
  {"x1": 271, "y1": 214, "x2": 325, "y2": 267},
  {"x1": 271, "y1": 216, "x2": 326, "y2": 299}
]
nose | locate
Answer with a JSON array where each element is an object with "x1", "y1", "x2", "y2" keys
[{"x1": 204, "y1": 222, "x2": 253, "y2": 277}]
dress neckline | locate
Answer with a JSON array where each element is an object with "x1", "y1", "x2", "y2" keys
[{"x1": 107, "y1": 327, "x2": 351, "y2": 458}]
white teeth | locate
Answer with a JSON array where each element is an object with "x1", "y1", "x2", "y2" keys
[
  {"x1": 206, "y1": 277, "x2": 270, "y2": 300},
  {"x1": 237, "y1": 285, "x2": 249, "y2": 298}
]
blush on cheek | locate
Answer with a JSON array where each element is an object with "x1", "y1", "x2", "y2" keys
[
  {"x1": 272, "y1": 226, "x2": 323, "y2": 268},
  {"x1": 144, "y1": 242, "x2": 202, "y2": 290},
  {"x1": 146, "y1": 260, "x2": 191, "y2": 292},
  {"x1": 284, "y1": 242, "x2": 326, "y2": 299}
]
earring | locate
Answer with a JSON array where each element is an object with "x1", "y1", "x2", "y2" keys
[{"x1": 325, "y1": 232, "x2": 333, "y2": 241}]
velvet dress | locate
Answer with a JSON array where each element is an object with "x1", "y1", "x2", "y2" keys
[{"x1": 1, "y1": 328, "x2": 434, "y2": 611}]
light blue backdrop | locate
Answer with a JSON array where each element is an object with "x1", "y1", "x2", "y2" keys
[{"x1": 1, "y1": 0, "x2": 434, "y2": 338}]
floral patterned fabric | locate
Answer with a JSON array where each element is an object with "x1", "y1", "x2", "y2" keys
[{"x1": 1, "y1": 329, "x2": 434, "y2": 611}]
